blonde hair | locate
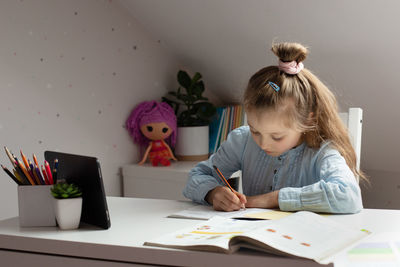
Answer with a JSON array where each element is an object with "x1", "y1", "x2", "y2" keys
[{"x1": 244, "y1": 42, "x2": 367, "y2": 182}]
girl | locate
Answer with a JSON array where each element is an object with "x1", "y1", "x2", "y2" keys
[
  {"x1": 183, "y1": 42, "x2": 365, "y2": 213},
  {"x1": 126, "y1": 101, "x2": 177, "y2": 166}
]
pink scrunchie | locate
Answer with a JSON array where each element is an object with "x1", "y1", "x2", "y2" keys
[{"x1": 278, "y1": 60, "x2": 304, "y2": 75}]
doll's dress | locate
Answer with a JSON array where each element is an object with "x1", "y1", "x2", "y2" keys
[{"x1": 149, "y1": 140, "x2": 172, "y2": 166}]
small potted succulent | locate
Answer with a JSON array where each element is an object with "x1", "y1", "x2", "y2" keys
[
  {"x1": 162, "y1": 70, "x2": 216, "y2": 160},
  {"x1": 51, "y1": 182, "x2": 83, "y2": 230}
]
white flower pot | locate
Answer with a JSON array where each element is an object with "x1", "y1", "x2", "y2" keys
[
  {"x1": 175, "y1": 126, "x2": 209, "y2": 161},
  {"x1": 53, "y1": 197, "x2": 82, "y2": 230}
]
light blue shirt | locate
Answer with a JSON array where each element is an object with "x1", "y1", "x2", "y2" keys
[{"x1": 183, "y1": 126, "x2": 362, "y2": 213}]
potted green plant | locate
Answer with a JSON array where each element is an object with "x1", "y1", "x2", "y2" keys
[
  {"x1": 51, "y1": 182, "x2": 83, "y2": 230},
  {"x1": 163, "y1": 70, "x2": 216, "y2": 161}
]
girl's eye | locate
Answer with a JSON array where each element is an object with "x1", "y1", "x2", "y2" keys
[
  {"x1": 250, "y1": 130, "x2": 260, "y2": 136},
  {"x1": 272, "y1": 136, "x2": 283, "y2": 141},
  {"x1": 162, "y1": 127, "x2": 169, "y2": 133},
  {"x1": 146, "y1": 126, "x2": 153, "y2": 132}
]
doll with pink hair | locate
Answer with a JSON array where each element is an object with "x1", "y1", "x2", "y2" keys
[{"x1": 126, "y1": 101, "x2": 177, "y2": 166}]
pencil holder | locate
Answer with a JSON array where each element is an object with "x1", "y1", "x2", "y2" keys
[{"x1": 17, "y1": 185, "x2": 56, "y2": 227}]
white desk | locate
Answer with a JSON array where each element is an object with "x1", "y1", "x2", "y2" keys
[{"x1": 0, "y1": 197, "x2": 399, "y2": 267}]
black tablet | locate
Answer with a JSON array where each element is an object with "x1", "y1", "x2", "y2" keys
[{"x1": 44, "y1": 151, "x2": 111, "y2": 229}]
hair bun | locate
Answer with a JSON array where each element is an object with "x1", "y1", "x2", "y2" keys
[{"x1": 271, "y1": 42, "x2": 308, "y2": 63}]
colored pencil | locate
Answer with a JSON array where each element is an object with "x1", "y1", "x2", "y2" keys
[
  {"x1": 44, "y1": 160, "x2": 53, "y2": 184},
  {"x1": 27, "y1": 160, "x2": 35, "y2": 181},
  {"x1": 31, "y1": 164, "x2": 41, "y2": 185},
  {"x1": 14, "y1": 163, "x2": 31, "y2": 185},
  {"x1": 34, "y1": 166, "x2": 45, "y2": 185},
  {"x1": 17, "y1": 160, "x2": 35, "y2": 185},
  {"x1": 32, "y1": 154, "x2": 39, "y2": 166},
  {"x1": 13, "y1": 169, "x2": 26, "y2": 185},
  {"x1": 52, "y1": 159, "x2": 58, "y2": 184},
  {"x1": 4, "y1": 147, "x2": 17, "y2": 168},
  {"x1": 29, "y1": 162, "x2": 39, "y2": 184},
  {"x1": 41, "y1": 165, "x2": 49, "y2": 185},
  {"x1": 1, "y1": 164, "x2": 23, "y2": 185},
  {"x1": 20, "y1": 150, "x2": 30, "y2": 170},
  {"x1": 212, "y1": 165, "x2": 245, "y2": 209},
  {"x1": 212, "y1": 165, "x2": 235, "y2": 192}
]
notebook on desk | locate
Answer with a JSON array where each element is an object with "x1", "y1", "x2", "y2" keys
[{"x1": 45, "y1": 151, "x2": 111, "y2": 229}]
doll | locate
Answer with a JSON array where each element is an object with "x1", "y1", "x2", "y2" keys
[{"x1": 126, "y1": 101, "x2": 177, "y2": 166}]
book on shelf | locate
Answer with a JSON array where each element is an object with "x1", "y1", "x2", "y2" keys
[
  {"x1": 144, "y1": 211, "x2": 369, "y2": 265},
  {"x1": 209, "y1": 105, "x2": 246, "y2": 155}
]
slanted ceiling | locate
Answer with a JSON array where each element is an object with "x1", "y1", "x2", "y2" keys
[{"x1": 119, "y1": 0, "x2": 400, "y2": 176}]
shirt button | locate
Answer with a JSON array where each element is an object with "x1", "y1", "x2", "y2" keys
[
  {"x1": 274, "y1": 169, "x2": 277, "y2": 174},
  {"x1": 278, "y1": 157, "x2": 282, "y2": 161}
]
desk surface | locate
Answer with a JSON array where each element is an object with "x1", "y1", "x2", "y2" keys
[{"x1": 1, "y1": 197, "x2": 400, "y2": 266}]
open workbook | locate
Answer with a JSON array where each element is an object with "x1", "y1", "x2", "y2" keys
[
  {"x1": 168, "y1": 205, "x2": 294, "y2": 220},
  {"x1": 144, "y1": 211, "x2": 369, "y2": 264}
]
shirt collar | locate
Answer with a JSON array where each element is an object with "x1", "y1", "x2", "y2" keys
[{"x1": 275, "y1": 142, "x2": 306, "y2": 160}]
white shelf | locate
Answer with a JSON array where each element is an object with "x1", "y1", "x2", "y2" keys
[{"x1": 122, "y1": 161, "x2": 198, "y2": 201}]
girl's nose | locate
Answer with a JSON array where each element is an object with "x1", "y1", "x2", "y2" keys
[{"x1": 259, "y1": 136, "x2": 270, "y2": 150}]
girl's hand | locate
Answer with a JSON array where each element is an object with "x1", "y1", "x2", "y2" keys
[
  {"x1": 245, "y1": 190, "x2": 280, "y2": 209},
  {"x1": 206, "y1": 186, "x2": 247, "y2": 211}
]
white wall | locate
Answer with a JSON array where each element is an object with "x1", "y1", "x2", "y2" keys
[
  {"x1": 361, "y1": 170, "x2": 400, "y2": 210},
  {"x1": 0, "y1": 0, "x2": 181, "y2": 219},
  {"x1": 121, "y1": 0, "x2": 400, "y2": 209}
]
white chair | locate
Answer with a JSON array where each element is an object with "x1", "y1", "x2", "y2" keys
[{"x1": 339, "y1": 108, "x2": 363, "y2": 172}]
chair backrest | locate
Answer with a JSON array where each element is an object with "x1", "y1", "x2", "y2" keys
[{"x1": 338, "y1": 108, "x2": 363, "y2": 171}]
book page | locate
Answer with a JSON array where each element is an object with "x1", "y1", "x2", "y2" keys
[
  {"x1": 168, "y1": 205, "x2": 291, "y2": 220},
  {"x1": 244, "y1": 210, "x2": 294, "y2": 220},
  {"x1": 241, "y1": 211, "x2": 369, "y2": 263},
  {"x1": 147, "y1": 211, "x2": 368, "y2": 263},
  {"x1": 333, "y1": 232, "x2": 400, "y2": 267},
  {"x1": 144, "y1": 216, "x2": 270, "y2": 252}
]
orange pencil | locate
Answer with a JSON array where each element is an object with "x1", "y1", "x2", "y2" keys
[
  {"x1": 213, "y1": 165, "x2": 245, "y2": 209},
  {"x1": 17, "y1": 160, "x2": 35, "y2": 185},
  {"x1": 213, "y1": 165, "x2": 235, "y2": 192},
  {"x1": 32, "y1": 154, "x2": 40, "y2": 167},
  {"x1": 20, "y1": 150, "x2": 30, "y2": 170}
]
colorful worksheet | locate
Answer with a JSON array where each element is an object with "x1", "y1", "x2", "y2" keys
[{"x1": 147, "y1": 211, "x2": 369, "y2": 264}]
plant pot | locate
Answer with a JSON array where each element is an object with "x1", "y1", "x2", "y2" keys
[
  {"x1": 175, "y1": 125, "x2": 209, "y2": 161},
  {"x1": 53, "y1": 197, "x2": 82, "y2": 230}
]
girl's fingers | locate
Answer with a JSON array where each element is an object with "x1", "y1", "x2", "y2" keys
[
  {"x1": 211, "y1": 186, "x2": 244, "y2": 211},
  {"x1": 223, "y1": 192, "x2": 244, "y2": 211},
  {"x1": 237, "y1": 193, "x2": 247, "y2": 206}
]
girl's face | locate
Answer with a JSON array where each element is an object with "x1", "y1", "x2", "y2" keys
[
  {"x1": 246, "y1": 109, "x2": 303, "y2": 157},
  {"x1": 140, "y1": 122, "x2": 173, "y2": 141}
]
